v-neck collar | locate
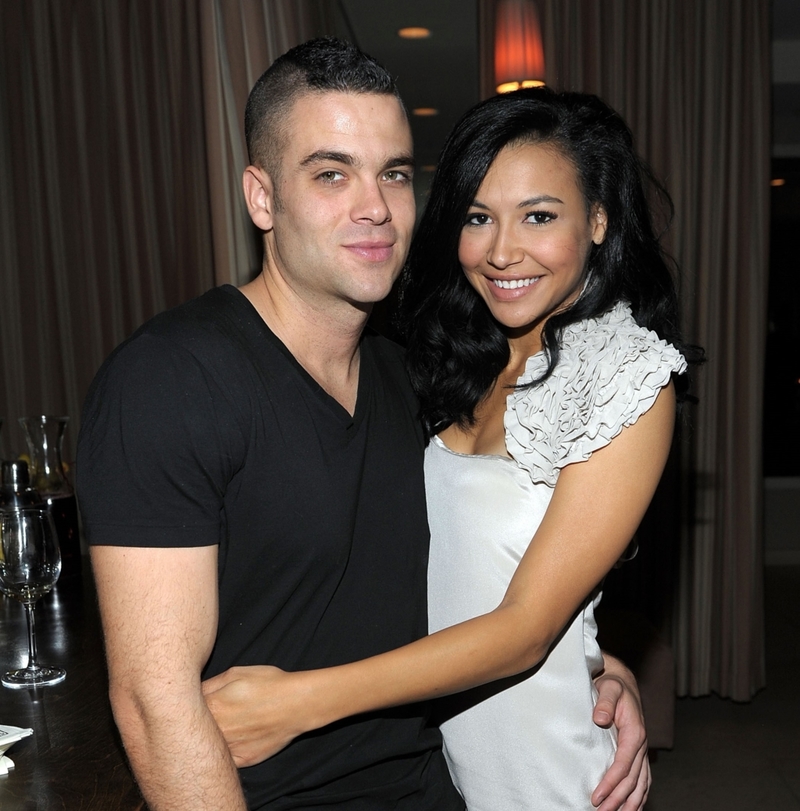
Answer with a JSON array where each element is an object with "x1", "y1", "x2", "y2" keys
[{"x1": 223, "y1": 285, "x2": 371, "y2": 433}]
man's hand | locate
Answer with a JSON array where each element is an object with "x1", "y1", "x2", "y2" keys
[{"x1": 591, "y1": 654, "x2": 650, "y2": 811}]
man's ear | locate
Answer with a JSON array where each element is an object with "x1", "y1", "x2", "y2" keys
[{"x1": 243, "y1": 166, "x2": 276, "y2": 231}]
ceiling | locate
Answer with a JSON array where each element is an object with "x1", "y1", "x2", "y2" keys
[
  {"x1": 334, "y1": 0, "x2": 800, "y2": 179},
  {"x1": 334, "y1": 0, "x2": 479, "y2": 205}
]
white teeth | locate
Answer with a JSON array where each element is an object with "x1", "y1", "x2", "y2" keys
[{"x1": 492, "y1": 277, "x2": 538, "y2": 289}]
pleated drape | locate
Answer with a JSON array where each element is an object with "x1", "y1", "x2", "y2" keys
[
  {"x1": 479, "y1": 0, "x2": 769, "y2": 700},
  {"x1": 0, "y1": 0, "x2": 214, "y2": 460},
  {"x1": 665, "y1": 1, "x2": 769, "y2": 700},
  {"x1": 0, "y1": 0, "x2": 330, "y2": 461},
  {"x1": 199, "y1": 0, "x2": 336, "y2": 286}
]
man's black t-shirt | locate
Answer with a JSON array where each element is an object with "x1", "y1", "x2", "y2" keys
[{"x1": 77, "y1": 285, "x2": 463, "y2": 810}]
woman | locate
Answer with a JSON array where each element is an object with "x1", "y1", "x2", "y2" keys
[
  {"x1": 206, "y1": 88, "x2": 698, "y2": 809},
  {"x1": 397, "y1": 87, "x2": 695, "y2": 808}
]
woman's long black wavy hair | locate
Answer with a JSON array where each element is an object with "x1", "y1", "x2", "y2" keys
[{"x1": 397, "y1": 87, "x2": 702, "y2": 440}]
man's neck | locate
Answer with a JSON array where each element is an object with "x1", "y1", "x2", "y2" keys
[{"x1": 239, "y1": 271, "x2": 369, "y2": 416}]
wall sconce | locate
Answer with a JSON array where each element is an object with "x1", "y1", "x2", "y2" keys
[{"x1": 494, "y1": 0, "x2": 545, "y2": 94}]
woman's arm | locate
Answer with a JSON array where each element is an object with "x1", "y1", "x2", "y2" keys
[{"x1": 204, "y1": 385, "x2": 675, "y2": 768}]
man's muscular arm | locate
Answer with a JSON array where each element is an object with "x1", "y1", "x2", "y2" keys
[{"x1": 92, "y1": 544, "x2": 247, "y2": 811}]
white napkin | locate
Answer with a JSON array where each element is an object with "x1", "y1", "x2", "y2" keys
[{"x1": 0, "y1": 724, "x2": 34, "y2": 775}]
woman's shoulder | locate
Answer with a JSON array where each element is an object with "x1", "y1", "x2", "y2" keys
[
  {"x1": 562, "y1": 301, "x2": 685, "y2": 373},
  {"x1": 505, "y1": 302, "x2": 686, "y2": 485},
  {"x1": 518, "y1": 302, "x2": 686, "y2": 383}
]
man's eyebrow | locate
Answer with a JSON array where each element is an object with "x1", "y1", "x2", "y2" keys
[
  {"x1": 300, "y1": 150, "x2": 357, "y2": 168},
  {"x1": 384, "y1": 154, "x2": 415, "y2": 170},
  {"x1": 299, "y1": 151, "x2": 415, "y2": 172}
]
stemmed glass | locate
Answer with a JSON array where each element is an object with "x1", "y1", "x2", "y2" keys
[{"x1": 0, "y1": 506, "x2": 66, "y2": 688}]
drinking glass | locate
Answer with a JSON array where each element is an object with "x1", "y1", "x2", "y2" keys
[{"x1": 0, "y1": 506, "x2": 66, "y2": 688}]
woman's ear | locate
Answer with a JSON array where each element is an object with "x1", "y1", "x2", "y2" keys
[
  {"x1": 591, "y1": 205, "x2": 608, "y2": 245},
  {"x1": 243, "y1": 165, "x2": 276, "y2": 231}
]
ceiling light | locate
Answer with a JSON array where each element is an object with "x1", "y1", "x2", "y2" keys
[
  {"x1": 496, "y1": 79, "x2": 546, "y2": 94},
  {"x1": 413, "y1": 107, "x2": 439, "y2": 116},
  {"x1": 398, "y1": 27, "x2": 431, "y2": 39},
  {"x1": 494, "y1": 0, "x2": 546, "y2": 93}
]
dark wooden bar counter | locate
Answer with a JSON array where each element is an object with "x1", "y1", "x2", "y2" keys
[{"x1": 0, "y1": 559, "x2": 144, "y2": 810}]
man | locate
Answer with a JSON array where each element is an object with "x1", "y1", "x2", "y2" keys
[{"x1": 77, "y1": 38, "x2": 648, "y2": 811}]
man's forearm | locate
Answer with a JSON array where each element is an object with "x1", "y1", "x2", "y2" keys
[
  {"x1": 92, "y1": 545, "x2": 244, "y2": 810},
  {"x1": 113, "y1": 688, "x2": 248, "y2": 810}
]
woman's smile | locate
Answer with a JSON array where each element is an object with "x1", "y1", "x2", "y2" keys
[{"x1": 491, "y1": 276, "x2": 541, "y2": 290}]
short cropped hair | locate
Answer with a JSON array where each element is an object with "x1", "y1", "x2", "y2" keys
[{"x1": 245, "y1": 37, "x2": 405, "y2": 179}]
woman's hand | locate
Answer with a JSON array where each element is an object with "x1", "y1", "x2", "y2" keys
[{"x1": 202, "y1": 666, "x2": 318, "y2": 767}]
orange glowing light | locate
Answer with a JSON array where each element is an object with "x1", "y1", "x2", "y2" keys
[
  {"x1": 398, "y1": 27, "x2": 431, "y2": 39},
  {"x1": 494, "y1": 0, "x2": 545, "y2": 93}
]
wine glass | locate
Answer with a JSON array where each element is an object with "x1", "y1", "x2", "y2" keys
[{"x1": 0, "y1": 506, "x2": 66, "y2": 688}]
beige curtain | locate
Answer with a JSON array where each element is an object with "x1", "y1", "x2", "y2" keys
[
  {"x1": 480, "y1": 0, "x2": 768, "y2": 700},
  {"x1": 0, "y1": 0, "x2": 214, "y2": 461},
  {"x1": 0, "y1": 0, "x2": 331, "y2": 462}
]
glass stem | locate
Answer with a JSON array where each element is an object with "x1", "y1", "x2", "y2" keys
[{"x1": 24, "y1": 602, "x2": 40, "y2": 671}]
